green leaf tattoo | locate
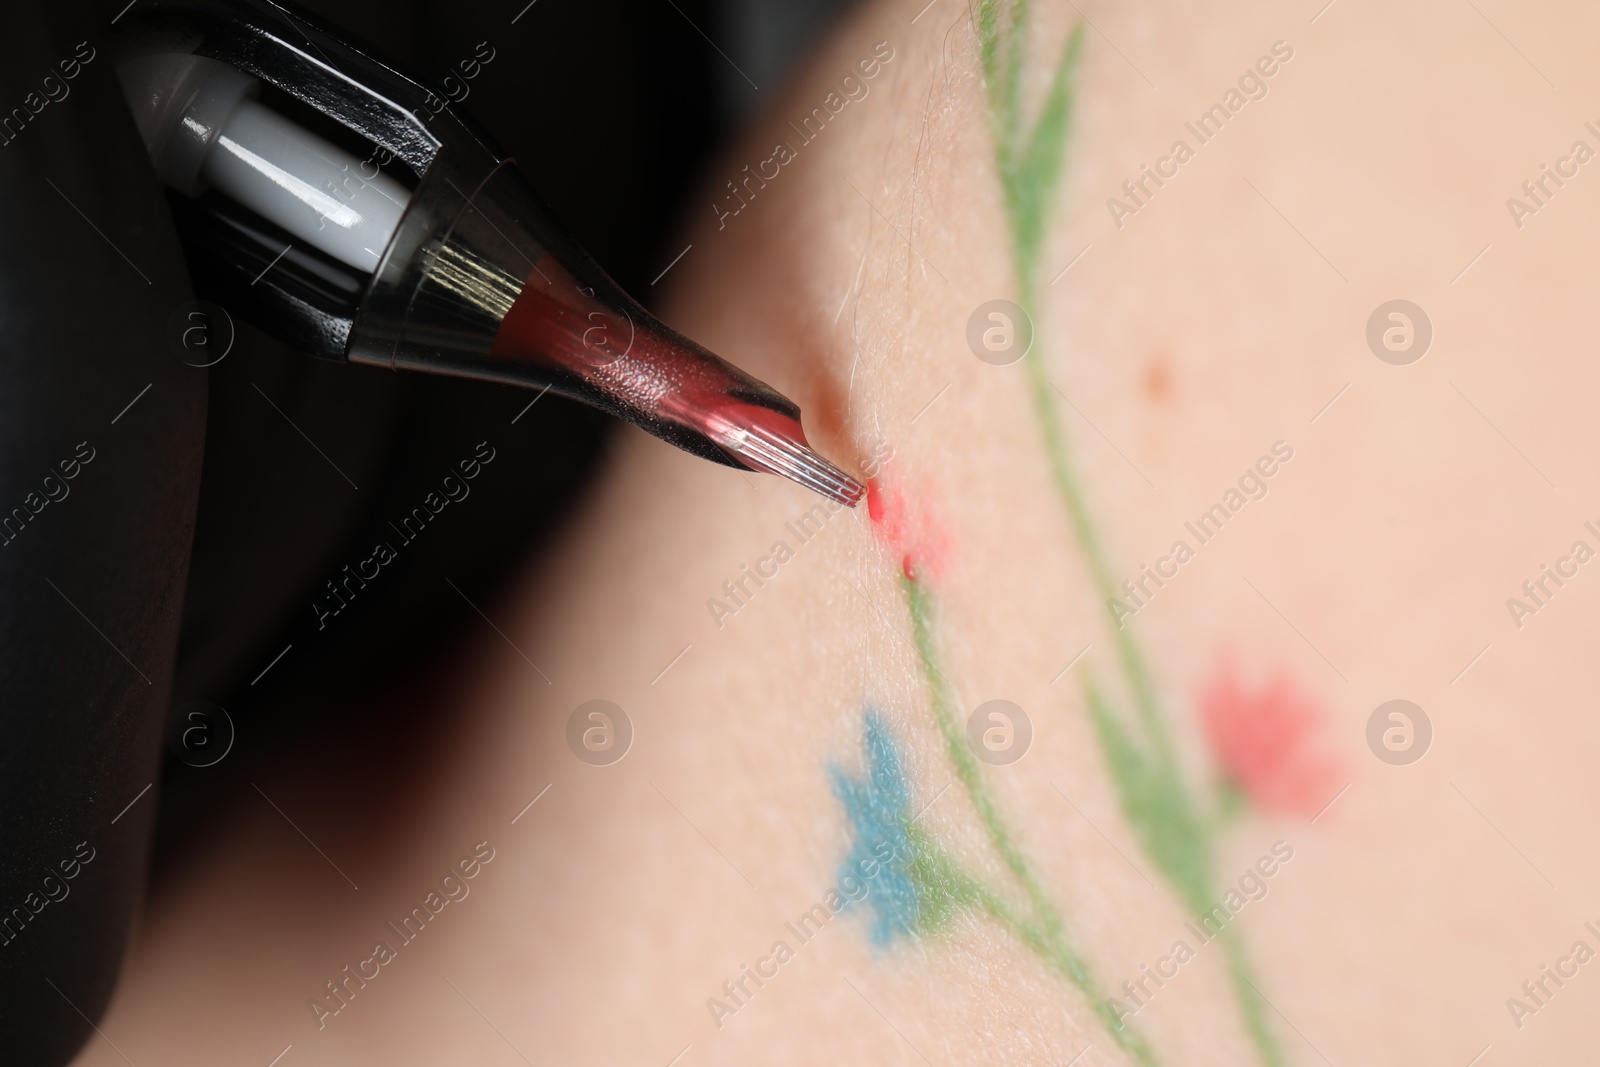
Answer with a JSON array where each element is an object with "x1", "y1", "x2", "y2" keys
[
  {"x1": 834, "y1": 575, "x2": 1160, "y2": 1065},
  {"x1": 975, "y1": 2, "x2": 1286, "y2": 1063},
  {"x1": 831, "y1": 8, "x2": 1293, "y2": 1064}
]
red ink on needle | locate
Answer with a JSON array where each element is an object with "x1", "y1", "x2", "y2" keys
[{"x1": 490, "y1": 255, "x2": 863, "y2": 506}]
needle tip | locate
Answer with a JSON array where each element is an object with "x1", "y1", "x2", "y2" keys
[{"x1": 720, "y1": 422, "x2": 865, "y2": 507}]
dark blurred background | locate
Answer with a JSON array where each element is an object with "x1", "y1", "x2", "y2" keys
[
  {"x1": 0, "y1": 0, "x2": 855, "y2": 1062},
  {"x1": 0, "y1": 0, "x2": 856, "y2": 1061},
  {"x1": 165, "y1": 0, "x2": 861, "y2": 860}
]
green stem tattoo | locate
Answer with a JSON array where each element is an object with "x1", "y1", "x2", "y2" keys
[
  {"x1": 904, "y1": 574, "x2": 1159, "y2": 1066},
  {"x1": 833, "y1": 8, "x2": 1288, "y2": 1064},
  {"x1": 974, "y1": 3, "x2": 1284, "y2": 1063}
]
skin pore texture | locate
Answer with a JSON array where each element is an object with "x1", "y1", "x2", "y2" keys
[{"x1": 78, "y1": 0, "x2": 1600, "y2": 1064}]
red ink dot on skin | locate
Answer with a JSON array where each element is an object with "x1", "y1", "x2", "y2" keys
[
  {"x1": 864, "y1": 467, "x2": 948, "y2": 583},
  {"x1": 1199, "y1": 662, "x2": 1340, "y2": 817},
  {"x1": 866, "y1": 478, "x2": 887, "y2": 525},
  {"x1": 866, "y1": 477, "x2": 914, "y2": 577}
]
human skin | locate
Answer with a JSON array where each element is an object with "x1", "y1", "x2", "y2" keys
[{"x1": 76, "y1": 1, "x2": 1600, "y2": 1064}]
